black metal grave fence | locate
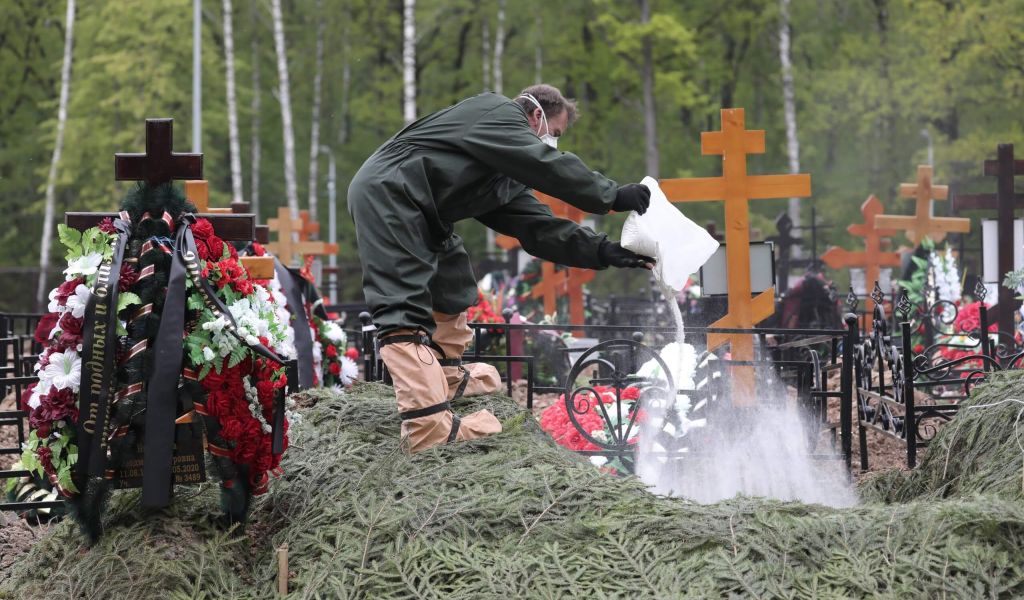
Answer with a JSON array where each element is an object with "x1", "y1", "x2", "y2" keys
[
  {"x1": 359, "y1": 311, "x2": 858, "y2": 474},
  {"x1": 851, "y1": 283, "x2": 1024, "y2": 469}
]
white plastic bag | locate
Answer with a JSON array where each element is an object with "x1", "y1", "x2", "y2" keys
[{"x1": 620, "y1": 176, "x2": 720, "y2": 292}]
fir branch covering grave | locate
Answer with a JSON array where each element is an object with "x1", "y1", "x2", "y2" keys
[{"x1": 5, "y1": 378, "x2": 1024, "y2": 599}]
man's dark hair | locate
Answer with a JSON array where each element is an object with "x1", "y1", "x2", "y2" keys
[{"x1": 513, "y1": 84, "x2": 578, "y2": 125}]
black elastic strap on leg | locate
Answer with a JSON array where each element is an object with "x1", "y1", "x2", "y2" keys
[
  {"x1": 378, "y1": 333, "x2": 446, "y2": 359},
  {"x1": 452, "y1": 368, "x2": 471, "y2": 401},
  {"x1": 399, "y1": 401, "x2": 451, "y2": 421},
  {"x1": 447, "y1": 414, "x2": 461, "y2": 444}
]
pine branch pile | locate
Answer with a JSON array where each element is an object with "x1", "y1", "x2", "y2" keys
[
  {"x1": 5, "y1": 379, "x2": 1024, "y2": 599},
  {"x1": 862, "y1": 369, "x2": 1024, "y2": 503}
]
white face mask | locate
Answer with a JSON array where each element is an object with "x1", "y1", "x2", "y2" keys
[{"x1": 517, "y1": 93, "x2": 559, "y2": 149}]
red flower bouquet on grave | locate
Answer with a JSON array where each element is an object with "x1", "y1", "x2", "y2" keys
[
  {"x1": 467, "y1": 289, "x2": 506, "y2": 334},
  {"x1": 539, "y1": 385, "x2": 643, "y2": 452},
  {"x1": 184, "y1": 219, "x2": 301, "y2": 495},
  {"x1": 313, "y1": 313, "x2": 358, "y2": 388},
  {"x1": 20, "y1": 224, "x2": 121, "y2": 495}
]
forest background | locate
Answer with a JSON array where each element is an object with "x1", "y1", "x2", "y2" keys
[{"x1": 2, "y1": 0, "x2": 1022, "y2": 309}]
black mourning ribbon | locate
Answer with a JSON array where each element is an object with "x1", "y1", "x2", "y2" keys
[
  {"x1": 274, "y1": 258, "x2": 315, "y2": 390},
  {"x1": 76, "y1": 216, "x2": 131, "y2": 487},
  {"x1": 142, "y1": 215, "x2": 292, "y2": 508}
]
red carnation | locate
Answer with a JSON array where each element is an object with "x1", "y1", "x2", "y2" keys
[
  {"x1": 55, "y1": 277, "x2": 84, "y2": 304},
  {"x1": 329, "y1": 362, "x2": 341, "y2": 375},
  {"x1": 207, "y1": 236, "x2": 226, "y2": 260},
  {"x1": 97, "y1": 217, "x2": 117, "y2": 234},
  {"x1": 325, "y1": 345, "x2": 338, "y2": 358},
  {"x1": 913, "y1": 344, "x2": 924, "y2": 354},
  {"x1": 20, "y1": 383, "x2": 36, "y2": 412},
  {"x1": 36, "y1": 446, "x2": 55, "y2": 474},
  {"x1": 34, "y1": 313, "x2": 60, "y2": 345},
  {"x1": 251, "y1": 242, "x2": 266, "y2": 257},
  {"x1": 232, "y1": 278, "x2": 254, "y2": 296},
  {"x1": 57, "y1": 315, "x2": 84, "y2": 349},
  {"x1": 192, "y1": 219, "x2": 215, "y2": 240},
  {"x1": 345, "y1": 348, "x2": 359, "y2": 360},
  {"x1": 219, "y1": 416, "x2": 244, "y2": 440},
  {"x1": 118, "y1": 263, "x2": 138, "y2": 291}
]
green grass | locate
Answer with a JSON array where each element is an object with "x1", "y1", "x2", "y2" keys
[{"x1": 4, "y1": 376, "x2": 1024, "y2": 599}]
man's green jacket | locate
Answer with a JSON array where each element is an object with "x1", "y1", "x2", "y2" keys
[{"x1": 348, "y1": 92, "x2": 620, "y2": 334}]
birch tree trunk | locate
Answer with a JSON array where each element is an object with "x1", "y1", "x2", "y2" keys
[
  {"x1": 307, "y1": 0, "x2": 325, "y2": 223},
  {"x1": 534, "y1": 12, "x2": 543, "y2": 84},
  {"x1": 779, "y1": 0, "x2": 802, "y2": 242},
  {"x1": 36, "y1": 0, "x2": 76, "y2": 311},
  {"x1": 337, "y1": 37, "x2": 352, "y2": 146},
  {"x1": 482, "y1": 13, "x2": 491, "y2": 91},
  {"x1": 271, "y1": 0, "x2": 299, "y2": 217},
  {"x1": 223, "y1": 0, "x2": 244, "y2": 205},
  {"x1": 250, "y1": 0, "x2": 262, "y2": 216},
  {"x1": 402, "y1": 0, "x2": 416, "y2": 125},
  {"x1": 639, "y1": 0, "x2": 659, "y2": 178},
  {"x1": 491, "y1": 0, "x2": 505, "y2": 95}
]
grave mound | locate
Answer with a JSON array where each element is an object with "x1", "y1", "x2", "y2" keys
[
  {"x1": 4, "y1": 380, "x2": 1024, "y2": 598},
  {"x1": 863, "y1": 369, "x2": 1024, "y2": 503}
]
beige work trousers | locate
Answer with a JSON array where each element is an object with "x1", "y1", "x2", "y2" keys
[
  {"x1": 379, "y1": 328, "x2": 501, "y2": 453},
  {"x1": 432, "y1": 311, "x2": 502, "y2": 400}
]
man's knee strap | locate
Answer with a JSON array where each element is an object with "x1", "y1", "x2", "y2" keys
[
  {"x1": 378, "y1": 333, "x2": 446, "y2": 358},
  {"x1": 399, "y1": 401, "x2": 451, "y2": 421}
]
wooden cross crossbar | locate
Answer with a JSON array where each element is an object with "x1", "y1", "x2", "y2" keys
[
  {"x1": 821, "y1": 195, "x2": 901, "y2": 322},
  {"x1": 950, "y1": 144, "x2": 1024, "y2": 334},
  {"x1": 496, "y1": 191, "x2": 592, "y2": 335},
  {"x1": 266, "y1": 207, "x2": 339, "y2": 267},
  {"x1": 659, "y1": 108, "x2": 812, "y2": 406},
  {"x1": 114, "y1": 119, "x2": 203, "y2": 185},
  {"x1": 184, "y1": 180, "x2": 274, "y2": 279},
  {"x1": 874, "y1": 165, "x2": 969, "y2": 244},
  {"x1": 185, "y1": 180, "x2": 270, "y2": 243},
  {"x1": 65, "y1": 212, "x2": 255, "y2": 242}
]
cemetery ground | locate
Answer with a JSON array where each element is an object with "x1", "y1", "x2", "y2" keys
[{"x1": 3, "y1": 372, "x2": 1024, "y2": 598}]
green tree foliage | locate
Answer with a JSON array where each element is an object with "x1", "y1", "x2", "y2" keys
[{"x1": 3, "y1": 0, "x2": 1024, "y2": 305}]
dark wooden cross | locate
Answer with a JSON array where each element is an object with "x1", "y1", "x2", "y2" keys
[
  {"x1": 66, "y1": 119, "x2": 254, "y2": 241},
  {"x1": 952, "y1": 143, "x2": 1024, "y2": 335},
  {"x1": 766, "y1": 213, "x2": 800, "y2": 293},
  {"x1": 115, "y1": 118, "x2": 203, "y2": 185}
]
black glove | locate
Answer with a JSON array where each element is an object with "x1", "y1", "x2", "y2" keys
[
  {"x1": 613, "y1": 183, "x2": 651, "y2": 215},
  {"x1": 599, "y1": 241, "x2": 655, "y2": 269}
]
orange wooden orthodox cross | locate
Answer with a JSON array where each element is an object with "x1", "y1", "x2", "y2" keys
[
  {"x1": 496, "y1": 191, "x2": 592, "y2": 333},
  {"x1": 659, "y1": 108, "x2": 812, "y2": 406},
  {"x1": 266, "y1": 207, "x2": 339, "y2": 267},
  {"x1": 874, "y1": 165, "x2": 969, "y2": 245},
  {"x1": 821, "y1": 195, "x2": 901, "y2": 321},
  {"x1": 184, "y1": 180, "x2": 275, "y2": 279},
  {"x1": 296, "y1": 210, "x2": 321, "y2": 241}
]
